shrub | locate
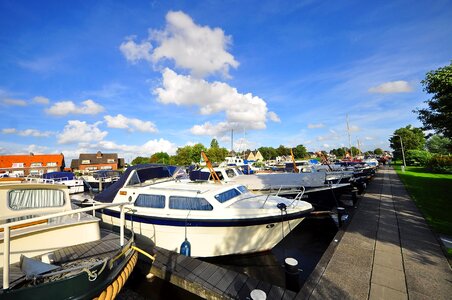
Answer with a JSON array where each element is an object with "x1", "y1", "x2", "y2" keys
[
  {"x1": 426, "y1": 155, "x2": 452, "y2": 174},
  {"x1": 405, "y1": 150, "x2": 432, "y2": 166}
]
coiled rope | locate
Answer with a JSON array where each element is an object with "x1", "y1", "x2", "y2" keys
[{"x1": 93, "y1": 251, "x2": 138, "y2": 300}]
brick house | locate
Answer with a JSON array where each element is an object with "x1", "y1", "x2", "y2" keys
[
  {"x1": 0, "y1": 153, "x2": 65, "y2": 177},
  {"x1": 71, "y1": 151, "x2": 124, "y2": 173}
]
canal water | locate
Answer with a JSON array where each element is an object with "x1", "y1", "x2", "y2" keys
[{"x1": 118, "y1": 216, "x2": 339, "y2": 299}]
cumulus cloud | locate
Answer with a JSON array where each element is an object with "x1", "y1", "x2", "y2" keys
[
  {"x1": 104, "y1": 114, "x2": 158, "y2": 133},
  {"x1": 96, "y1": 138, "x2": 177, "y2": 156},
  {"x1": 120, "y1": 11, "x2": 238, "y2": 78},
  {"x1": 267, "y1": 111, "x2": 281, "y2": 122},
  {"x1": 33, "y1": 96, "x2": 50, "y2": 104},
  {"x1": 57, "y1": 120, "x2": 108, "y2": 144},
  {"x1": 1, "y1": 128, "x2": 53, "y2": 137},
  {"x1": 155, "y1": 68, "x2": 277, "y2": 136},
  {"x1": 46, "y1": 99, "x2": 105, "y2": 116},
  {"x1": 2, "y1": 98, "x2": 27, "y2": 106},
  {"x1": 368, "y1": 80, "x2": 413, "y2": 94},
  {"x1": 119, "y1": 37, "x2": 153, "y2": 63},
  {"x1": 308, "y1": 123, "x2": 325, "y2": 129}
]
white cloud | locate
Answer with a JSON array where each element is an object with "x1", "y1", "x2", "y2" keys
[
  {"x1": 57, "y1": 120, "x2": 108, "y2": 144},
  {"x1": 96, "y1": 138, "x2": 177, "y2": 156},
  {"x1": 308, "y1": 123, "x2": 325, "y2": 129},
  {"x1": 190, "y1": 121, "x2": 233, "y2": 136},
  {"x1": 155, "y1": 68, "x2": 274, "y2": 135},
  {"x1": 33, "y1": 96, "x2": 50, "y2": 104},
  {"x1": 1, "y1": 128, "x2": 53, "y2": 137},
  {"x1": 104, "y1": 114, "x2": 158, "y2": 133},
  {"x1": 368, "y1": 80, "x2": 413, "y2": 94},
  {"x1": 46, "y1": 99, "x2": 105, "y2": 116},
  {"x1": 150, "y1": 11, "x2": 239, "y2": 78},
  {"x1": 267, "y1": 111, "x2": 281, "y2": 122},
  {"x1": 119, "y1": 37, "x2": 153, "y2": 63},
  {"x1": 2, "y1": 98, "x2": 27, "y2": 106}
]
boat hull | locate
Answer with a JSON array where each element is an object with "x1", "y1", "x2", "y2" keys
[{"x1": 99, "y1": 208, "x2": 307, "y2": 257}]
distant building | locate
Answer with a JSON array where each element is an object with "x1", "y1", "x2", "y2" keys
[
  {"x1": 243, "y1": 150, "x2": 264, "y2": 162},
  {"x1": 0, "y1": 153, "x2": 65, "y2": 177},
  {"x1": 71, "y1": 151, "x2": 125, "y2": 173}
]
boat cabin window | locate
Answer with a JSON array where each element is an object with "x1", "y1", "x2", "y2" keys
[
  {"x1": 236, "y1": 185, "x2": 248, "y2": 194},
  {"x1": 134, "y1": 194, "x2": 165, "y2": 208},
  {"x1": 225, "y1": 169, "x2": 236, "y2": 178},
  {"x1": 214, "y1": 188, "x2": 241, "y2": 203},
  {"x1": 8, "y1": 189, "x2": 65, "y2": 210},
  {"x1": 215, "y1": 171, "x2": 224, "y2": 180},
  {"x1": 126, "y1": 171, "x2": 141, "y2": 186},
  {"x1": 169, "y1": 196, "x2": 213, "y2": 211}
]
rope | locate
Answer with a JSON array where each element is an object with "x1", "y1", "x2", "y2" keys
[{"x1": 93, "y1": 251, "x2": 138, "y2": 300}]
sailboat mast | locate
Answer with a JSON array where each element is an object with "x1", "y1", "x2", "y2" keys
[{"x1": 346, "y1": 114, "x2": 353, "y2": 157}]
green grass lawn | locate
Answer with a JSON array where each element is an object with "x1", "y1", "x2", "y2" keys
[{"x1": 393, "y1": 164, "x2": 452, "y2": 239}]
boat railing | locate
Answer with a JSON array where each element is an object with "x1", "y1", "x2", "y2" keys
[{"x1": 1, "y1": 201, "x2": 130, "y2": 290}]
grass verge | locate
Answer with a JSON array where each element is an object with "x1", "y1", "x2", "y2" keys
[{"x1": 393, "y1": 164, "x2": 452, "y2": 237}]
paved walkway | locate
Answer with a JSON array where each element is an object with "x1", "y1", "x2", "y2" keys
[{"x1": 302, "y1": 166, "x2": 452, "y2": 299}]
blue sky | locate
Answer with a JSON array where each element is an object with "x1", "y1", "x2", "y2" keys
[{"x1": 1, "y1": 0, "x2": 451, "y2": 163}]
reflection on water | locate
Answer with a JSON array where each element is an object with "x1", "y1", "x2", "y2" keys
[{"x1": 118, "y1": 217, "x2": 338, "y2": 299}]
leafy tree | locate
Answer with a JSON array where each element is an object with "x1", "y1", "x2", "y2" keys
[
  {"x1": 350, "y1": 146, "x2": 361, "y2": 155},
  {"x1": 330, "y1": 148, "x2": 346, "y2": 158},
  {"x1": 276, "y1": 145, "x2": 290, "y2": 157},
  {"x1": 258, "y1": 147, "x2": 278, "y2": 160},
  {"x1": 390, "y1": 125, "x2": 426, "y2": 160},
  {"x1": 426, "y1": 134, "x2": 451, "y2": 154},
  {"x1": 206, "y1": 147, "x2": 228, "y2": 163},
  {"x1": 131, "y1": 156, "x2": 150, "y2": 165},
  {"x1": 414, "y1": 62, "x2": 452, "y2": 139},
  {"x1": 191, "y1": 143, "x2": 207, "y2": 163},
  {"x1": 292, "y1": 144, "x2": 308, "y2": 159},
  {"x1": 150, "y1": 152, "x2": 170, "y2": 164},
  {"x1": 210, "y1": 139, "x2": 219, "y2": 148},
  {"x1": 405, "y1": 150, "x2": 432, "y2": 166},
  {"x1": 374, "y1": 148, "x2": 383, "y2": 155}
]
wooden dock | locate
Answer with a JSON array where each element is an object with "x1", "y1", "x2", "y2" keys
[{"x1": 150, "y1": 246, "x2": 296, "y2": 299}]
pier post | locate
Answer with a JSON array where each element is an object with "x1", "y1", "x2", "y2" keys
[
  {"x1": 284, "y1": 257, "x2": 300, "y2": 291},
  {"x1": 351, "y1": 190, "x2": 358, "y2": 206},
  {"x1": 337, "y1": 207, "x2": 345, "y2": 227}
]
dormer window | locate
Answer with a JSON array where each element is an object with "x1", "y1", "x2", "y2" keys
[{"x1": 81, "y1": 160, "x2": 90, "y2": 164}]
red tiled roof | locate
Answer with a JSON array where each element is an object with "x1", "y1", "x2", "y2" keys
[{"x1": 0, "y1": 154, "x2": 64, "y2": 169}]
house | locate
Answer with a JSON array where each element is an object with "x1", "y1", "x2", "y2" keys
[
  {"x1": 71, "y1": 151, "x2": 125, "y2": 173},
  {"x1": 243, "y1": 150, "x2": 264, "y2": 162},
  {"x1": 0, "y1": 153, "x2": 65, "y2": 177}
]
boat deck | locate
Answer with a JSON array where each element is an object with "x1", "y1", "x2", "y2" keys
[{"x1": 1, "y1": 229, "x2": 127, "y2": 289}]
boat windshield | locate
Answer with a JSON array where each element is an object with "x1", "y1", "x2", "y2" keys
[{"x1": 214, "y1": 186, "x2": 248, "y2": 203}]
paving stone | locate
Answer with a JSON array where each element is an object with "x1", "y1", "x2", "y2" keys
[
  {"x1": 369, "y1": 283, "x2": 408, "y2": 300},
  {"x1": 373, "y1": 250, "x2": 403, "y2": 271},
  {"x1": 375, "y1": 240, "x2": 401, "y2": 254},
  {"x1": 371, "y1": 264, "x2": 407, "y2": 293}
]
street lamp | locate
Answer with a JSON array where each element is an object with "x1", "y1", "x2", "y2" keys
[{"x1": 392, "y1": 134, "x2": 406, "y2": 171}]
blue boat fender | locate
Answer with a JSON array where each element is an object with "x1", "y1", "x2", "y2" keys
[{"x1": 180, "y1": 238, "x2": 191, "y2": 256}]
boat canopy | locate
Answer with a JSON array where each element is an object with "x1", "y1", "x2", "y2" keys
[
  {"x1": 42, "y1": 171, "x2": 75, "y2": 180},
  {"x1": 94, "y1": 164, "x2": 181, "y2": 203}
]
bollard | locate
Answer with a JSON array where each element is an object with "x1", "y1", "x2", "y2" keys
[
  {"x1": 337, "y1": 207, "x2": 346, "y2": 227},
  {"x1": 250, "y1": 289, "x2": 266, "y2": 300},
  {"x1": 351, "y1": 190, "x2": 357, "y2": 206},
  {"x1": 284, "y1": 257, "x2": 300, "y2": 291}
]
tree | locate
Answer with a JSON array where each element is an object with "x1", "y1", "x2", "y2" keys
[
  {"x1": 292, "y1": 144, "x2": 308, "y2": 159},
  {"x1": 414, "y1": 62, "x2": 452, "y2": 139},
  {"x1": 150, "y1": 152, "x2": 170, "y2": 164},
  {"x1": 131, "y1": 156, "x2": 150, "y2": 165},
  {"x1": 390, "y1": 125, "x2": 426, "y2": 160},
  {"x1": 276, "y1": 145, "x2": 290, "y2": 157},
  {"x1": 426, "y1": 134, "x2": 451, "y2": 154},
  {"x1": 210, "y1": 138, "x2": 219, "y2": 148},
  {"x1": 374, "y1": 148, "x2": 383, "y2": 155},
  {"x1": 258, "y1": 147, "x2": 278, "y2": 160}
]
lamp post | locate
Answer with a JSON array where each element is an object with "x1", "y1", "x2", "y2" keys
[{"x1": 393, "y1": 135, "x2": 406, "y2": 171}]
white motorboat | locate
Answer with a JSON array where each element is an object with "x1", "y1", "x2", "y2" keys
[
  {"x1": 77, "y1": 164, "x2": 313, "y2": 257},
  {"x1": 24, "y1": 171, "x2": 84, "y2": 194}
]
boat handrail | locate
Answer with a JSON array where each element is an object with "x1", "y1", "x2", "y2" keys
[{"x1": 1, "y1": 201, "x2": 130, "y2": 290}]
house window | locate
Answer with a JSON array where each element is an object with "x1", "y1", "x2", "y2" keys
[
  {"x1": 107, "y1": 159, "x2": 115, "y2": 163},
  {"x1": 47, "y1": 162, "x2": 57, "y2": 167},
  {"x1": 12, "y1": 163, "x2": 24, "y2": 168},
  {"x1": 81, "y1": 160, "x2": 90, "y2": 164},
  {"x1": 87, "y1": 166, "x2": 97, "y2": 170},
  {"x1": 30, "y1": 162, "x2": 42, "y2": 167},
  {"x1": 101, "y1": 166, "x2": 112, "y2": 170}
]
